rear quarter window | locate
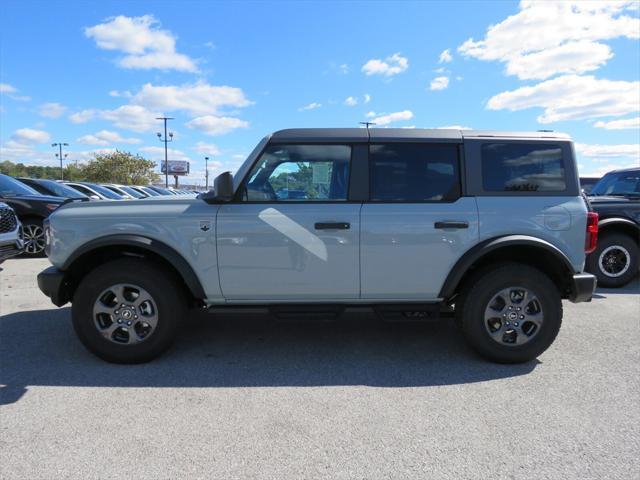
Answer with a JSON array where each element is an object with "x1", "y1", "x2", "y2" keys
[{"x1": 481, "y1": 143, "x2": 566, "y2": 192}]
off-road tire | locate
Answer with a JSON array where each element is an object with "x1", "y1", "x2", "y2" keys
[
  {"x1": 72, "y1": 258, "x2": 186, "y2": 363},
  {"x1": 456, "y1": 263, "x2": 563, "y2": 363}
]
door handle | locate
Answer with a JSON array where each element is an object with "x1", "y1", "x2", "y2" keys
[
  {"x1": 315, "y1": 222, "x2": 350, "y2": 230},
  {"x1": 434, "y1": 221, "x2": 469, "y2": 229}
]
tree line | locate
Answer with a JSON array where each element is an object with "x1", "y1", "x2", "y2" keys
[{"x1": 0, "y1": 150, "x2": 160, "y2": 185}]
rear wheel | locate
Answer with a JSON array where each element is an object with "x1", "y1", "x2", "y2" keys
[
  {"x1": 456, "y1": 263, "x2": 562, "y2": 363},
  {"x1": 587, "y1": 232, "x2": 638, "y2": 288},
  {"x1": 22, "y1": 218, "x2": 46, "y2": 257},
  {"x1": 72, "y1": 258, "x2": 186, "y2": 363}
]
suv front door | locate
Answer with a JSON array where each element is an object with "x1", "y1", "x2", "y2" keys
[{"x1": 216, "y1": 143, "x2": 361, "y2": 301}]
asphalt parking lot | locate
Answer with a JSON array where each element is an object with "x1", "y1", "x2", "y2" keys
[{"x1": 1, "y1": 258, "x2": 639, "y2": 480}]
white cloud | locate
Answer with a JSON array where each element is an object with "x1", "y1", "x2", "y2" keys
[
  {"x1": 11, "y1": 128, "x2": 50, "y2": 144},
  {"x1": 439, "y1": 49, "x2": 452, "y2": 63},
  {"x1": 437, "y1": 125, "x2": 472, "y2": 130},
  {"x1": 365, "y1": 111, "x2": 376, "y2": 118},
  {"x1": 76, "y1": 130, "x2": 141, "y2": 146},
  {"x1": 0, "y1": 83, "x2": 17, "y2": 93},
  {"x1": 186, "y1": 115, "x2": 249, "y2": 136},
  {"x1": 109, "y1": 89, "x2": 132, "y2": 98},
  {"x1": 69, "y1": 109, "x2": 98, "y2": 124},
  {"x1": 84, "y1": 15, "x2": 198, "y2": 72},
  {"x1": 506, "y1": 41, "x2": 613, "y2": 81},
  {"x1": 458, "y1": 1, "x2": 639, "y2": 80},
  {"x1": 575, "y1": 143, "x2": 640, "y2": 159},
  {"x1": 371, "y1": 110, "x2": 414, "y2": 126},
  {"x1": 0, "y1": 83, "x2": 30, "y2": 101},
  {"x1": 487, "y1": 75, "x2": 640, "y2": 124},
  {"x1": 131, "y1": 81, "x2": 252, "y2": 116},
  {"x1": 579, "y1": 161, "x2": 640, "y2": 177},
  {"x1": 193, "y1": 141, "x2": 221, "y2": 156},
  {"x1": 100, "y1": 105, "x2": 161, "y2": 132},
  {"x1": 298, "y1": 102, "x2": 322, "y2": 111},
  {"x1": 429, "y1": 76, "x2": 450, "y2": 91},
  {"x1": 38, "y1": 102, "x2": 67, "y2": 118},
  {"x1": 594, "y1": 117, "x2": 640, "y2": 130},
  {"x1": 139, "y1": 146, "x2": 191, "y2": 160},
  {"x1": 362, "y1": 53, "x2": 408, "y2": 77},
  {"x1": 363, "y1": 94, "x2": 371, "y2": 104},
  {"x1": 344, "y1": 96, "x2": 358, "y2": 107}
]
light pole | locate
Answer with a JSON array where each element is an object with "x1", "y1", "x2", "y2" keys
[
  {"x1": 51, "y1": 142, "x2": 69, "y2": 180},
  {"x1": 204, "y1": 156, "x2": 209, "y2": 190},
  {"x1": 156, "y1": 117, "x2": 174, "y2": 188}
]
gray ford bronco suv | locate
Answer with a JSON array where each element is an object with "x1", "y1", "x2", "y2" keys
[{"x1": 38, "y1": 129, "x2": 597, "y2": 364}]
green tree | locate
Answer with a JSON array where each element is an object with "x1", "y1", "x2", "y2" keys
[{"x1": 81, "y1": 150, "x2": 159, "y2": 184}]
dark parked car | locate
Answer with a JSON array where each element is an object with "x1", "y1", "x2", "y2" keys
[
  {"x1": 0, "y1": 174, "x2": 66, "y2": 256},
  {"x1": 580, "y1": 176, "x2": 600, "y2": 194},
  {"x1": 586, "y1": 167, "x2": 640, "y2": 287},
  {"x1": 17, "y1": 177, "x2": 89, "y2": 200}
]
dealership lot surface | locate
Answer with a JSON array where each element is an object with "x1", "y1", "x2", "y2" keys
[{"x1": 1, "y1": 258, "x2": 639, "y2": 480}]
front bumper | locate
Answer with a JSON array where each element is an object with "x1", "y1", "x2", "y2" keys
[
  {"x1": 37, "y1": 266, "x2": 71, "y2": 307},
  {"x1": 0, "y1": 239, "x2": 24, "y2": 263},
  {"x1": 569, "y1": 272, "x2": 597, "y2": 303}
]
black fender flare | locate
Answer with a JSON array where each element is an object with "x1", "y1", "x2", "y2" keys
[
  {"x1": 597, "y1": 217, "x2": 640, "y2": 234},
  {"x1": 62, "y1": 234, "x2": 206, "y2": 300},
  {"x1": 438, "y1": 235, "x2": 576, "y2": 299}
]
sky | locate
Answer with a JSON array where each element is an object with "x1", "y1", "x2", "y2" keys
[{"x1": 1, "y1": 0, "x2": 639, "y2": 186}]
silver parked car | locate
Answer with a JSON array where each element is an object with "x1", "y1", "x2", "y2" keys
[{"x1": 0, "y1": 202, "x2": 23, "y2": 263}]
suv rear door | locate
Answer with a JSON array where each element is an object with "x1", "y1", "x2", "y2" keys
[
  {"x1": 216, "y1": 142, "x2": 366, "y2": 301},
  {"x1": 360, "y1": 137, "x2": 479, "y2": 300}
]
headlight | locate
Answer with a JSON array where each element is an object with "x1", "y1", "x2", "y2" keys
[{"x1": 46, "y1": 203, "x2": 60, "y2": 212}]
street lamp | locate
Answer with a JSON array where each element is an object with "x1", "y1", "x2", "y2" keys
[
  {"x1": 51, "y1": 142, "x2": 69, "y2": 180},
  {"x1": 204, "y1": 156, "x2": 209, "y2": 190},
  {"x1": 156, "y1": 117, "x2": 174, "y2": 188}
]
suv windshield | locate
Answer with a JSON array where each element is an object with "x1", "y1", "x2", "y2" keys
[
  {"x1": 590, "y1": 170, "x2": 640, "y2": 196},
  {"x1": 85, "y1": 183, "x2": 124, "y2": 199},
  {"x1": 36, "y1": 179, "x2": 88, "y2": 198},
  {"x1": 0, "y1": 174, "x2": 41, "y2": 197}
]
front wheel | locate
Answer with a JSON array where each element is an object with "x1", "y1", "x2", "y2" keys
[
  {"x1": 22, "y1": 218, "x2": 46, "y2": 257},
  {"x1": 587, "y1": 232, "x2": 638, "y2": 288},
  {"x1": 456, "y1": 263, "x2": 562, "y2": 363},
  {"x1": 72, "y1": 258, "x2": 186, "y2": 363}
]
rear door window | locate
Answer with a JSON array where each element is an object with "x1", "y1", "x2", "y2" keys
[
  {"x1": 369, "y1": 143, "x2": 460, "y2": 202},
  {"x1": 481, "y1": 143, "x2": 566, "y2": 192}
]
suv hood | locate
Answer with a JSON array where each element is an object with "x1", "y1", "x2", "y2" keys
[
  {"x1": 588, "y1": 195, "x2": 637, "y2": 205},
  {"x1": 54, "y1": 195, "x2": 202, "y2": 216}
]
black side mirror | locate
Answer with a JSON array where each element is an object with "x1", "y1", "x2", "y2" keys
[{"x1": 200, "y1": 172, "x2": 234, "y2": 204}]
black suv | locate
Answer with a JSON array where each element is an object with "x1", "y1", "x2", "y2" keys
[
  {"x1": 0, "y1": 174, "x2": 65, "y2": 256},
  {"x1": 587, "y1": 167, "x2": 640, "y2": 287},
  {"x1": 17, "y1": 177, "x2": 88, "y2": 200}
]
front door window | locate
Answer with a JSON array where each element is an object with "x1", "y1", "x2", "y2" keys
[{"x1": 244, "y1": 144, "x2": 351, "y2": 202}]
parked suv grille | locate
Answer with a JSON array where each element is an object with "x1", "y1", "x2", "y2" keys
[{"x1": 0, "y1": 207, "x2": 18, "y2": 233}]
